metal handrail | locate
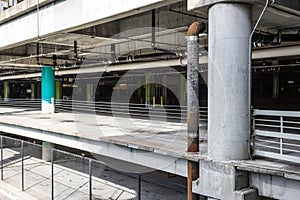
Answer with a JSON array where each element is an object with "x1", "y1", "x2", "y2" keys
[{"x1": 252, "y1": 109, "x2": 300, "y2": 164}]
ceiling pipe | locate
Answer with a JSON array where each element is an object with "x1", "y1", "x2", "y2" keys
[{"x1": 252, "y1": 31, "x2": 300, "y2": 47}]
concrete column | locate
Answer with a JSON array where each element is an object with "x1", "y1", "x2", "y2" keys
[
  {"x1": 31, "y1": 82, "x2": 36, "y2": 99},
  {"x1": 208, "y1": 3, "x2": 252, "y2": 161},
  {"x1": 3, "y1": 81, "x2": 9, "y2": 101},
  {"x1": 138, "y1": 76, "x2": 142, "y2": 104},
  {"x1": 37, "y1": 82, "x2": 41, "y2": 99},
  {"x1": 180, "y1": 73, "x2": 187, "y2": 105},
  {"x1": 55, "y1": 80, "x2": 62, "y2": 100},
  {"x1": 42, "y1": 141, "x2": 54, "y2": 162},
  {"x1": 41, "y1": 66, "x2": 55, "y2": 113},
  {"x1": 145, "y1": 72, "x2": 151, "y2": 106},
  {"x1": 272, "y1": 71, "x2": 280, "y2": 99}
]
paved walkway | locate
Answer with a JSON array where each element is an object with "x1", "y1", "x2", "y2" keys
[{"x1": 1, "y1": 147, "x2": 187, "y2": 200}]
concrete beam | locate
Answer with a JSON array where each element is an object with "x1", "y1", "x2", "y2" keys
[{"x1": 0, "y1": 122, "x2": 188, "y2": 177}]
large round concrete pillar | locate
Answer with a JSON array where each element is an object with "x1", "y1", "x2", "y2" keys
[
  {"x1": 41, "y1": 66, "x2": 55, "y2": 113},
  {"x1": 208, "y1": 3, "x2": 252, "y2": 161}
]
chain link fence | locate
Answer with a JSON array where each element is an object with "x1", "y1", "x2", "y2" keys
[{"x1": 0, "y1": 135, "x2": 187, "y2": 200}]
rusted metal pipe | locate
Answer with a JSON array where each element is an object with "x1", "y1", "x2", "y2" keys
[{"x1": 186, "y1": 21, "x2": 205, "y2": 200}]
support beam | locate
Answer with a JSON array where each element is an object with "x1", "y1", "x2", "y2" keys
[
  {"x1": 41, "y1": 66, "x2": 55, "y2": 113},
  {"x1": 208, "y1": 3, "x2": 252, "y2": 161}
]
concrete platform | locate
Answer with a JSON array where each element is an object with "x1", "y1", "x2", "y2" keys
[{"x1": 0, "y1": 107, "x2": 207, "y2": 177}]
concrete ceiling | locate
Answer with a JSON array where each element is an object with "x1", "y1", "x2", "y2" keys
[{"x1": 0, "y1": 0, "x2": 299, "y2": 78}]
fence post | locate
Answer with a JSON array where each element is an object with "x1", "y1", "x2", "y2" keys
[
  {"x1": 51, "y1": 149, "x2": 54, "y2": 200},
  {"x1": 21, "y1": 140, "x2": 24, "y2": 191},
  {"x1": 138, "y1": 174, "x2": 141, "y2": 200},
  {"x1": 1, "y1": 136, "x2": 3, "y2": 180},
  {"x1": 89, "y1": 159, "x2": 92, "y2": 200}
]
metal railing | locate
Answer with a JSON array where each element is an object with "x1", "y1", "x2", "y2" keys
[
  {"x1": 252, "y1": 109, "x2": 300, "y2": 164},
  {"x1": 55, "y1": 99, "x2": 208, "y2": 126},
  {"x1": 0, "y1": 135, "x2": 187, "y2": 200},
  {"x1": 0, "y1": 98, "x2": 41, "y2": 111},
  {"x1": 0, "y1": 98, "x2": 208, "y2": 127}
]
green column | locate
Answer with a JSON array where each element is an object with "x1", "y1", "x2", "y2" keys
[
  {"x1": 55, "y1": 80, "x2": 62, "y2": 100},
  {"x1": 4, "y1": 81, "x2": 9, "y2": 101},
  {"x1": 180, "y1": 73, "x2": 187, "y2": 105},
  {"x1": 86, "y1": 83, "x2": 93, "y2": 102},
  {"x1": 31, "y1": 82, "x2": 36, "y2": 99}
]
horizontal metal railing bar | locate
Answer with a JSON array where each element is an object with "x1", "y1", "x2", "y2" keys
[
  {"x1": 281, "y1": 148, "x2": 300, "y2": 154},
  {"x1": 256, "y1": 138, "x2": 280, "y2": 145},
  {"x1": 254, "y1": 123, "x2": 281, "y2": 128},
  {"x1": 253, "y1": 109, "x2": 300, "y2": 118},
  {"x1": 254, "y1": 119, "x2": 280, "y2": 123},
  {"x1": 255, "y1": 143, "x2": 280, "y2": 150},
  {"x1": 281, "y1": 142, "x2": 300, "y2": 148},
  {"x1": 282, "y1": 126, "x2": 300, "y2": 130},
  {"x1": 254, "y1": 150, "x2": 300, "y2": 163},
  {"x1": 254, "y1": 130, "x2": 300, "y2": 141}
]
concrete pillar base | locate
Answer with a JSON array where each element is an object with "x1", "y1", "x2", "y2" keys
[{"x1": 193, "y1": 160, "x2": 249, "y2": 199}]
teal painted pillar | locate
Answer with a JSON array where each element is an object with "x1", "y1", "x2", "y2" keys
[
  {"x1": 41, "y1": 66, "x2": 55, "y2": 113},
  {"x1": 55, "y1": 80, "x2": 62, "y2": 100},
  {"x1": 4, "y1": 81, "x2": 9, "y2": 101},
  {"x1": 31, "y1": 82, "x2": 36, "y2": 99}
]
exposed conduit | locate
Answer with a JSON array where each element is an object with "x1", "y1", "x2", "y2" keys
[{"x1": 248, "y1": 0, "x2": 275, "y2": 158}]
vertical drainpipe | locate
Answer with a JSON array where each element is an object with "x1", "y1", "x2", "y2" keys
[{"x1": 186, "y1": 35, "x2": 200, "y2": 200}]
